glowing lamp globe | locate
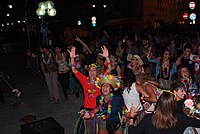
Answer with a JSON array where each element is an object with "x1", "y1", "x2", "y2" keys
[
  {"x1": 36, "y1": 8, "x2": 46, "y2": 16},
  {"x1": 45, "y1": 1, "x2": 54, "y2": 9},
  {"x1": 38, "y1": 2, "x2": 46, "y2": 10},
  {"x1": 47, "y1": 8, "x2": 56, "y2": 16}
]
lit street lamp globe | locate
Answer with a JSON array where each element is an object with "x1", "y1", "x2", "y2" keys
[
  {"x1": 45, "y1": 1, "x2": 54, "y2": 9},
  {"x1": 38, "y1": 2, "x2": 46, "y2": 10},
  {"x1": 36, "y1": 8, "x2": 46, "y2": 16},
  {"x1": 47, "y1": 8, "x2": 56, "y2": 16}
]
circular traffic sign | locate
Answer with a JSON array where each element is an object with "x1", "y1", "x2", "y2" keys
[
  {"x1": 183, "y1": 13, "x2": 188, "y2": 20},
  {"x1": 189, "y1": 2, "x2": 195, "y2": 10},
  {"x1": 189, "y1": 13, "x2": 196, "y2": 20}
]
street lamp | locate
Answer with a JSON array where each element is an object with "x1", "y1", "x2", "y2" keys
[
  {"x1": 36, "y1": 1, "x2": 56, "y2": 46},
  {"x1": 36, "y1": 1, "x2": 56, "y2": 17}
]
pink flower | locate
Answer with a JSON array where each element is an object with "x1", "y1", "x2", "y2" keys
[{"x1": 184, "y1": 99, "x2": 194, "y2": 108}]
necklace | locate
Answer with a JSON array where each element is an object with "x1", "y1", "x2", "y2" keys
[
  {"x1": 99, "y1": 93, "x2": 114, "y2": 120},
  {"x1": 181, "y1": 76, "x2": 192, "y2": 93},
  {"x1": 161, "y1": 60, "x2": 170, "y2": 78},
  {"x1": 87, "y1": 77, "x2": 100, "y2": 98}
]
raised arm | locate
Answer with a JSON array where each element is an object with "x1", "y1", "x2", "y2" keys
[
  {"x1": 74, "y1": 35, "x2": 92, "y2": 54},
  {"x1": 99, "y1": 45, "x2": 111, "y2": 74},
  {"x1": 67, "y1": 46, "x2": 79, "y2": 73}
]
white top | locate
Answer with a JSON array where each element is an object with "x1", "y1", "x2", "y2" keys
[{"x1": 122, "y1": 83, "x2": 143, "y2": 112}]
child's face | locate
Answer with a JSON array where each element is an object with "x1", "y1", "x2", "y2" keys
[{"x1": 174, "y1": 87, "x2": 186, "y2": 99}]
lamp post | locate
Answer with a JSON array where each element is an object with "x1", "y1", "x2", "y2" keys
[{"x1": 36, "y1": 1, "x2": 56, "y2": 46}]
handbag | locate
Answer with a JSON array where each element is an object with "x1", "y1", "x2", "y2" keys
[
  {"x1": 158, "y1": 78, "x2": 172, "y2": 90},
  {"x1": 106, "y1": 120, "x2": 121, "y2": 133}
]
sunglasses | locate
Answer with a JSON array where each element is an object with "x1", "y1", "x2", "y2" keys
[{"x1": 162, "y1": 90, "x2": 177, "y2": 100}]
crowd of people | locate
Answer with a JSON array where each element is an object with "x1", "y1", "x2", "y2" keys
[{"x1": 34, "y1": 25, "x2": 200, "y2": 134}]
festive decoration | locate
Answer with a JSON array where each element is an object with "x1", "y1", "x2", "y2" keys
[
  {"x1": 181, "y1": 76, "x2": 192, "y2": 93},
  {"x1": 104, "y1": 61, "x2": 111, "y2": 66},
  {"x1": 184, "y1": 99, "x2": 195, "y2": 111},
  {"x1": 87, "y1": 77, "x2": 100, "y2": 98},
  {"x1": 88, "y1": 63, "x2": 98, "y2": 70},
  {"x1": 161, "y1": 60, "x2": 170, "y2": 78},
  {"x1": 69, "y1": 62, "x2": 76, "y2": 68},
  {"x1": 98, "y1": 74, "x2": 120, "y2": 90},
  {"x1": 99, "y1": 93, "x2": 114, "y2": 120}
]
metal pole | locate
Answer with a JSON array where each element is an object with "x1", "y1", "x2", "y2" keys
[{"x1": 25, "y1": 11, "x2": 31, "y2": 50}]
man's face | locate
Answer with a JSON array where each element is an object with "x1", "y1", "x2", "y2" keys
[
  {"x1": 183, "y1": 48, "x2": 191, "y2": 58},
  {"x1": 89, "y1": 67, "x2": 97, "y2": 79}
]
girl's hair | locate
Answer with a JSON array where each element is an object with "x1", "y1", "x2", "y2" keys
[
  {"x1": 136, "y1": 73, "x2": 156, "y2": 85},
  {"x1": 170, "y1": 82, "x2": 185, "y2": 92},
  {"x1": 124, "y1": 69, "x2": 136, "y2": 88},
  {"x1": 152, "y1": 92, "x2": 178, "y2": 129}
]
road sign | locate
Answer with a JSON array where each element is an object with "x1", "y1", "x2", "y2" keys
[
  {"x1": 189, "y1": 13, "x2": 196, "y2": 21},
  {"x1": 183, "y1": 13, "x2": 188, "y2": 20},
  {"x1": 189, "y1": 2, "x2": 195, "y2": 10}
]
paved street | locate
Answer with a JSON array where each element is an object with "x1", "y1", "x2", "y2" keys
[{"x1": 0, "y1": 51, "x2": 83, "y2": 134}]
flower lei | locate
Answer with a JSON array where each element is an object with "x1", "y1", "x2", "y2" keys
[
  {"x1": 99, "y1": 93, "x2": 114, "y2": 120},
  {"x1": 87, "y1": 77, "x2": 100, "y2": 98},
  {"x1": 181, "y1": 76, "x2": 192, "y2": 93},
  {"x1": 161, "y1": 60, "x2": 170, "y2": 78}
]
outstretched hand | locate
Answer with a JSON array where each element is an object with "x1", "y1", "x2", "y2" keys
[
  {"x1": 99, "y1": 45, "x2": 109, "y2": 58},
  {"x1": 67, "y1": 46, "x2": 78, "y2": 59}
]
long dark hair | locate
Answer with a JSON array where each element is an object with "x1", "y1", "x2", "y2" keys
[
  {"x1": 152, "y1": 92, "x2": 178, "y2": 129},
  {"x1": 124, "y1": 69, "x2": 136, "y2": 89}
]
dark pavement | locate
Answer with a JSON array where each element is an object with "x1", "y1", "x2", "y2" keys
[{"x1": 0, "y1": 49, "x2": 83, "y2": 134}]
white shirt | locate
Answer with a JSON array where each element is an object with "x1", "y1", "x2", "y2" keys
[{"x1": 122, "y1": 83, "x2": 143, "y2": 112}]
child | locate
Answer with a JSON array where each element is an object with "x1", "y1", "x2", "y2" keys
[{"x1": 170, "y1": 82, "x2": 187, "y2": 114}]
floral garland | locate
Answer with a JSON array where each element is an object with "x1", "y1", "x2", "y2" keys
[
  {"x1": 161, "y1": 60, "x2": 170, "y2": 78},
  {"x1": 181, "y1": 76, "x2": 192, "y2": 93},
  {"x1": 87, "y1": 77, "x2": 101, "y2": 98},
  {"x1": 99, "y1": 93, "x2": 114, "y2": 120}
]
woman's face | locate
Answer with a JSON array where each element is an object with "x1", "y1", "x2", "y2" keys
[
  {"x1": 163, "y1": 51, "x2": 171, "y2": 60},
  {"x1": 110, "y1": 55, "x2": 116, "y2": 63},
  {"x1": 55, "y1": 47, "x2": 61, "y2": 53},
  {"x1": 180, "y1": 67, "x2": 189, "y2": 79},
  {"x1": 101, "y1": 83, "x2": 112, "y2": 96},
  {"x1": 131, "y1": 57, "x2": 139, "y2": 65},
  {"x1": 117, "y1": 40, "x2": 123, "y2": 47},
  {"x1": 89, "y1": 67, "x2": 97, "y2": 79},
  {"x1": 174, "y1": 87, "x2": 186, "y2": 99}
]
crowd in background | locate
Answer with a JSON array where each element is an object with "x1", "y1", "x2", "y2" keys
[{"x1": 25, "y1": 25, "x2": 200, "y2": 133}]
